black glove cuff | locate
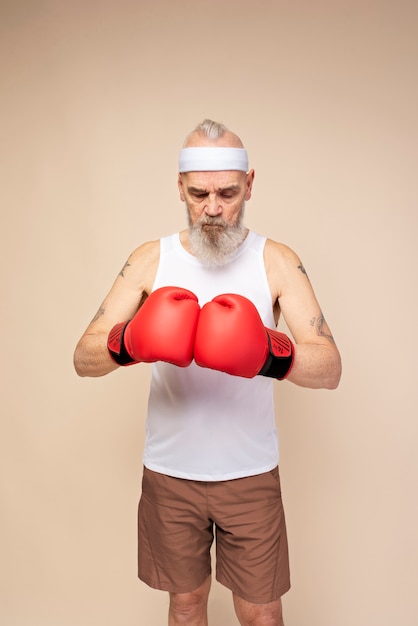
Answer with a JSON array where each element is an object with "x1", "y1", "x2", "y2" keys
[
  {"x1": 258, "y1": 331, "x2": 294, "y2": 380},
  {"x1": 108, "y1": 321, "x2": 137, "y2": 366}
]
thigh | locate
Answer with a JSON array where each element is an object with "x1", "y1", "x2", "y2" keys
[
  {"x1": 211, "y1": 467, "x2": 290, "y2": 604},
  {"x1": 138, "y1": 467, "x2": 213, "y2": 594}
]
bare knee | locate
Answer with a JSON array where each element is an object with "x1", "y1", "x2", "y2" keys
[
  {"x1": 233, "y1": 594, "x2": 284, "y2": 626},
  {"x1": 169, "y1": 592, "x2": 206, "y2": 622},
  {"x1": 169, "y1": 576, "x2": 211, "y2": 625}
]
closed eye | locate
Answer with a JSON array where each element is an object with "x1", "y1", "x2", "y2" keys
[
  {"x1": 187, "y1": 187, "x2": 208, "y2": 200},
  {"x1": 220, "y1": 190, "x2": 237, "y2": 199}
]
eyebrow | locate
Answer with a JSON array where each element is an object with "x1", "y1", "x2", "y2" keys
[{"x1": 187, "y1": 184, "x2": 241, "y2": 194}]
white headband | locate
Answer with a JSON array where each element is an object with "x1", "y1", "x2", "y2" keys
[{"x1": 178, "y1": 147, "x2": 249, "y2": 172}]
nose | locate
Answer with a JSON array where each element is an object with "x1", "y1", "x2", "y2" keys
[{"x1": 204, "y1": 193, "x2": 222, "y2": 217}]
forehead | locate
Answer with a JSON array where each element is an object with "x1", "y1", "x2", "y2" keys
[{"x1": 182, "y1": 170, "x2": 246, "y2": 190}]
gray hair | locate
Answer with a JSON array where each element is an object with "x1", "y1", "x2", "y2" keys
[{"x1": 183, "y1": 119, "x2": 228, "y2": 146}]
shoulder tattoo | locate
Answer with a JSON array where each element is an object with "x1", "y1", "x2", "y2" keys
[{"x1": 297, "y1": 262, "x2": 310, "y2": 281}]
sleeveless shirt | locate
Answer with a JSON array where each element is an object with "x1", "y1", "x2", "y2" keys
[{"x1": 143, "y1": 230, "x2": 279, "y2": 481}]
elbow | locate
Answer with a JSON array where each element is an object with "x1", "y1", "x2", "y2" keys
[
  {"x1": 326, "y1": 355, "x2": 342, "y2": 390},
  {"x1": 73, "y1": 352, "x2": 88, "y2": 377},
  {"x1": 326, "y1": 377, "x2": 340, "y2": 391},
  {"x1": 73, "y1": 339, "x2": 86, "y2": 377},
  {"x1": 73, "y1": 341, "x2": 94, "y2": 378},
  {"x1": 73, "y1": 343, "x2": 119, "y2": 378}
]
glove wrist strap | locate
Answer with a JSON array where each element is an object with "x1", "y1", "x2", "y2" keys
[
  {"x1": 107, "y1": 321, "x2": 137, "y2": 366},
  {"x1": 258, "y1": 329, "x2": 295, "y2": 380}
]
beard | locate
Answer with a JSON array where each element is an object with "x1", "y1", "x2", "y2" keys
[{"x1": 186, "y1": 203, "x2": 247, "y2": 268}]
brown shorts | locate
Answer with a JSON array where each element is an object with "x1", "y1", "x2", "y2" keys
[{"x1": 137, "y1": 466, "x2": 290, "y2": 604}]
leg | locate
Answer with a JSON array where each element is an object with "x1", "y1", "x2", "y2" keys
[
  {"x1": 213, "y1": 468, "x2": 290, "y2": 615},
  {"x1": 168, "y1": 575, "x2": 211, "y2": 626},
  {"x1": 138, "y1": 468, "x2": 213, "y2": 620},
  {"x1": 233, "y1": 594, "x2": 284, "y2": 626}
]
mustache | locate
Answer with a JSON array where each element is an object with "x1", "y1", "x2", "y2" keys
[{"x1": 194, "y1": 215, "x2": 229, "y2": 228}]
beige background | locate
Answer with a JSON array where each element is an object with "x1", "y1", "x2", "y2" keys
[{"x1": 1, "y1": 1, "x2": 417, "y2": 624}]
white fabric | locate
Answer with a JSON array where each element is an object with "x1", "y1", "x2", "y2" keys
[
  {"x1": 143, "y1": 231, "x2": 279, "y2": 481},
  {"x1": 178, "y1": 147, "x2": 249, "y2": 172}
]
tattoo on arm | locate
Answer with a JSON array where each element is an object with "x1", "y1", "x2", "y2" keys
[
  {"x1": 310, "y1": 314, "x2": 335, "y2": 342},
  {"x1": 119, "y1": 259, "x2": 131, "y2": 278},
  {"x1": 297, "y1": 263, "x2": 310, "y2": 281},
  {"x1": 91, "y1": 306, "x2": 105, "y2": 323}
]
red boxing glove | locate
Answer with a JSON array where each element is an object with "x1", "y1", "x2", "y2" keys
[
  {"x1": 194, "y1": 293, "x2": 294, "y2": 380},
  {"x1": 108, "y1": 286, "x2": 200, "y2": 367}
]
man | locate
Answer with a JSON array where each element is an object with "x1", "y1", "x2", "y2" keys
[{"x1": 74, "y1": 119, "x2": 341, "y2": 626}]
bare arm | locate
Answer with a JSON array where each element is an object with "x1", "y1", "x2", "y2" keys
[
  {"x1": 265, "y1": 240, "x2": 342, "y2": 390},
  {"x1": 73, "y1": 241, "x2": 160, "y2": 377}
]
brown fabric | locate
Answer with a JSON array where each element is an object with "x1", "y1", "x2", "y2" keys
[{"x1": 137, "y1": 466, "x2": 290, "y2": 604}]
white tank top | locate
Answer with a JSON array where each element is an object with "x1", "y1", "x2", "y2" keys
[{"x1": 143, "y1": 231, "x2": 279, "y2": 481}]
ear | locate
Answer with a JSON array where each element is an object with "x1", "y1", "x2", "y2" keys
[
  {"x1": 178, "y1": 173, "x2": 186, "y2": 201},
  {"x1": 245, "y1": 169, "x2": 255, "y2": 201}
]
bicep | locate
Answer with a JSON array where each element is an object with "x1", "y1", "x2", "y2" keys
[
  {"x1": 265, "y1": 241, "x2": 341, "y2": 388},
  {"x1": 85, "y1": 279, "x2": 146, "y2": 336},
  {"x1": 79, "y1": 241, "x2": 159, "y2": 338},
  {"x1": 268, "y1": 242, "x2": 336, "y2": 346},
  {"x1": 279, "y1": 278, "x2": 335, "y2": 346}
]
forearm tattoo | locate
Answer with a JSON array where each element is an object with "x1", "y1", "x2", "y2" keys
[
  {"x1": 91, "y1": 306, "x2": 105, "y2": 323},
  {"x1": 310, "y1": 314, "x2": 335, "y2": 342}
]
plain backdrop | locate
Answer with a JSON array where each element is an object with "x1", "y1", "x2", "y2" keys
[{"x1": 1, "y1": 1, "x2": 417, "y2": 625}]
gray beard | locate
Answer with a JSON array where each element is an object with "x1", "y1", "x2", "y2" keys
[{"x1": 186, "y1": 204, "x2": 247, "y2": 268}]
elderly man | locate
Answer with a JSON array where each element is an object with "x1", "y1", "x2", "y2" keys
[{"x1": 74, "y1": 119, "x2": 341, "y2": 625}]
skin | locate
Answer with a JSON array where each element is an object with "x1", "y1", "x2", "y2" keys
[{"x1": 73, "y1": 129, "x2": 342, "y2": 625}]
